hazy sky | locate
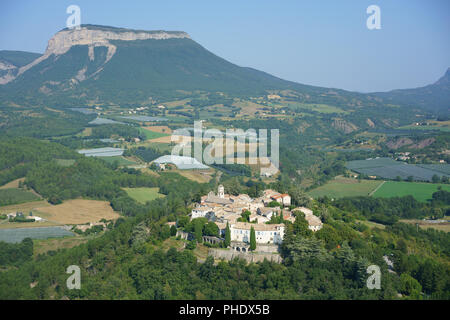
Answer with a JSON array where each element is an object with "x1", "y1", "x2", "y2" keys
[{"x1": 1, "y1": 0, "x2": 449, "y2": 92}]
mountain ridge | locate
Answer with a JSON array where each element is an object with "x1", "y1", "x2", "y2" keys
[{"x1": 0, "y1": 24, "x2": 448, "y2": 114}]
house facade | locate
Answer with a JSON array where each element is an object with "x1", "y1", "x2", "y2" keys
[{"x1": 230, "y1": 222, "x2": 285, "y2": 245}]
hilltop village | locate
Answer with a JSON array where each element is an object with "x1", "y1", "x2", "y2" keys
[{"x1": 190, "y1": 185, "x2": 323, "y2": 247}]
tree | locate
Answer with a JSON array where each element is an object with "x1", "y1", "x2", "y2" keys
[
  {"x1": 267, "y1": 201, "x2": 281, "y2": 208},
  {"x1": 292, "y1": 212, "x2": 312, "y2": 237},
  {"x1": 432, "y1": 174, "x2": 440, "y2": 184},
  {"x1": 177, "y1": 216, "x2": 190, "y2": 228},
  {"x1": 170, "y1": 225, "x2": 177, "y2": 236},
  {"x1": 203, "y1": 222, "x2": 219, "y2": 237},
  {"x1": 159, "y1": 225, "x2": 171, "y2": 240},
  {"x1": 238, "y1": 210, "x2": 251, "y2": 222},
  {"x1": 194, "y1": 221, "x2": 203, "y2": 243},
  {"x1": 399, "y1": 273, "x2": 422, "y2": 299},
  {"x1": 225, "y1": 222, "x2": 231, "y2": 247},
  {"x1": 250, "y1": 226, "x2": 256, "y2": 251},
  {"x1": 289, "y1": 187, "x2": 312, "y2": 207}
]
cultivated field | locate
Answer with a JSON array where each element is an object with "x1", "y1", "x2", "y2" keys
[
  {"x1": 285, "y1": 102, "x2": 348, "y2": 114},
  {"x1": 123, "y1": 187, "x2": 165, "y2": 204},
  {"x1": 173, "y1": 169, "x2": 214, "y2": 183},
  {"x1": 0, "y1": 200, "x2": 50, "y2": 215},
  {"x1": 0, "y1": 226, "x2": 74, "y2": 243},
  {"x1": 35, "y1": 199, "x2": 120, "y2": 224},
  {"x1": 142, "y1": 125, "x2": 172, "y2": 134},
  {"x1": 372, "y1": 181, "x2": 450, "y2": 202},
  {"x1": 100, "y1": 156, "x2": 138, "y2": 166},
  {"x1": 399, "y1": 219, "x2": 450, "y2": 232},
  {"x1": 0, "y1": 178, "x2": 24, "y2": 189},
  {"x1": 308, "y1": 176, "x2": 383, "y2": 199},
  {"x1": 140, "y1": 128, "x2": 170, "y2": 140},
  {"x1": 33, "y1": 236, "x2": 89, "y2": 257},
  {"x1": 347, "y1": 158, "x2": 450, "y2": 181},
  {"x1": 0, "y1": 188, "x2": 41, "y2": 206}
]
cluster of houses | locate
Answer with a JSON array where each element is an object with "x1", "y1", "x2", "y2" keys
[{"x1": 190, "y1": 185, "x2": 323, "y2": 246}]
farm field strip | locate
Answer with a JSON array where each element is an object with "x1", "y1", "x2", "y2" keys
[
  {"x1": 0, "y1": 226, "x2": 75, "y2": 243},
  {"x1": 140, "y1": 128, "x2": 170, "y2": 140},
  {"x1": 308, "y1": 177, "x2": 450, "y2": 202},
  {"x1": 307, "y1": 177, "x2": 383, "y2": 199},
  {"x1": 346, "y1": 158, "x2": 450, "y2": 182},
  {"x1": 372, "y1": 181, "x2": 450, "y2": 202},
  {"x1": 34, "y1": 199, "x2": 120, "y2": 225}
]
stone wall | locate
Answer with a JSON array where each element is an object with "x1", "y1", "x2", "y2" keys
[
  {"x1": 176, "y1": 230, "x2": 194, "y2": 241},
  {"x1": 208, "y1": 248, "x2": 282, "y2": 264}
]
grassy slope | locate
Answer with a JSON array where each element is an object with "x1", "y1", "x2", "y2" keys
[
  {"x1": 140, "y1": 128, "x2": 169, "y2": 140},
  {"x1": 123, "y1": 187, "x2": 165, "y2": 204},
  {"x1": 372, "y1": 181, "x2": 450, "y2": 202},
  {"x1": 99, "y1": 156, "x2": 137, "y2": 166},
  {"x1": 0, "y1": 188, "x2": 41, "y2": 206},
  {"x1": 308, "y1": 177, "x2": 383, "y2": 199}
]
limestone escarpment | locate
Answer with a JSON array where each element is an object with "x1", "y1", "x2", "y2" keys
[{"x1": 1, "y1": 26, "x2": 191, "y2": 84}]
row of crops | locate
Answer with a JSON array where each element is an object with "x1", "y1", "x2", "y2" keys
[
  {"x1": 0, "y1": 227, "x2": 74, "y2": 243},
  {"x1": 346, "y1": 157, "x2": 449, "y2": 182}
]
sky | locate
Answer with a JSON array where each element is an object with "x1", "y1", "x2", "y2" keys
[{"x1": 0, "y1": 0, "x2": 449, "y2": 92}]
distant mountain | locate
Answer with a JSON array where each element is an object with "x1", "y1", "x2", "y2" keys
[
  {"x1": 0, "y1": 24, "x2": 448, "y2": 115},
  {"x1": 0, "y1": 25, "x2": 380, "y2": 108},
  {"x1": 0, "y1": 50, "x2": 41, "y2": 84},
  {"x1": 372, "y1": 68, "x2": 450, "y2": 114}
]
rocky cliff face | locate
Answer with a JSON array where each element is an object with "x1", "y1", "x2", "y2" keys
[
  {"x1": 1, "y1": 25, "x2": 191, "y2": 84},
  {"x1": 45, "y1": 26, "x2": 190, "y2": 56}
]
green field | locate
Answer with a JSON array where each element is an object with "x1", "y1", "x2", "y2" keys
[
  {"x1": 123, "y1": 187, "x2": 165, "y2": 204},
  {"x1": 0, "y1": 188, "x2": 41, "y2": 207},
  {"x1": 372, "y1": 181, "x2": 450, "y2": 202},
  {"x1": 99, "y1": 156, "x2": 137, "y2": 166},
  {"x1": 140, "y1": 128, "x2": 170, "y2": 140},
  {"x1": 55, "y1": 159, "x2": 76, "y2": 167},
  {"x1": 308, "y1": 177, "x2": 383, "y2": 199}
]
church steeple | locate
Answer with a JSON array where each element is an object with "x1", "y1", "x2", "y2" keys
[{"x1": 218, "y1": 185, "x2": 224, "y2": 198}]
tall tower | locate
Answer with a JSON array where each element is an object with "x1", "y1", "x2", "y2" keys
[{"x1": 218, "y1": 185, "x2": 225, "y2": 198}]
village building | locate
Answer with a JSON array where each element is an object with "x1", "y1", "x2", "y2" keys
[
  {"x1": 230, "y1": 222, "x2": 284, "y2": 244},
  {"x1": 257, "y1": 207, "x2": 280, "y2": 220},
  {"x1": 191, "y1": 185, "x2": 295, "y2": 246},
  {"x1": 293, "y1": 207, "x2": 323, "y2": 232},
  {"x1": 260, "y1": 189, "x2": 291, "y2": 207}
]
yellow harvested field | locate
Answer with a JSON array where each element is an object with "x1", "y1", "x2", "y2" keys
[
  {"x1": 35, "y1": 199, "x2": 119, "y2": 224},
  {"x1": 0, "y1": 220, "x2": 61, "y2": 229},
  {"x1": 143, "y1": 126, "x2": 172, "y2": 134},
  {"x1": 174, "y1": 169, "x2": 214, "y2": 183},
  {"x1": 400, "y1": 219, "x2": 450, "y2": 233},
  {"x1": 0, "y1": 200, "x2": 50, "y2": 214},
  {"x1": 80, "y1": 127, "x2": 92, "y2": 137},
  {"x1": 233, "y1": 100, "x2": 265, "y2": 116},
  {"x1": 149, "y1": 134, "x2": 191, "y2": 143},
  {"x1": 0, "y1": 178, "x2": 25, "y2": 189}
]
